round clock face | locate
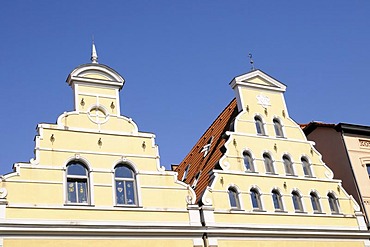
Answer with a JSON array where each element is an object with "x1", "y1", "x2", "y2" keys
[{"x1": 88, "y1": 106, "x2": 109, "y2": 124}]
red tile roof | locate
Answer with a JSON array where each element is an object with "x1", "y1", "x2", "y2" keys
[{"x1": 176, "y1": 98, "x2": 239, "y2": 204}]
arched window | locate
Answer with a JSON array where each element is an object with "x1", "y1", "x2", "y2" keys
[
  {"x1": 283, "y1": 155, "x2": 294, "y2": 175},
  {"x1": 301, "y1": 157, "x2": 313, "y2": 177},
  {"x1": 263, "y1": 153, "x2": 275, "y2": 174},
  {"x1": 243, "y1": 151, "x2": 255, "y2": 172},
  {"x1": 66, "y1": 161, "x2": 89, "y2": 204},
  {"x1": 310, "y1": 192, "x2": 321, "y2": 213},
  {"x1": 228, "y1": 187, "x2": 240, "y2": 209},
  {"x1": 272, "y1": 189, "x2": 284, "y2": 211},
  {"x1": 250, "y1": 188, "x2": 262, "y2": 210},
  {"x1": 273, "y1": 118, "x2": 284, "y2": 137},
  {"x1": 292, "y1": 191, "x2": 303, "y2": 212},
  {"x1": 115, "y1": 164, "x2": 137, "y2": 206},
  {"x1": 327, "y1": 193, "x2": 340, "y2": 214},
  {"x1": 366, "y1": 164, "x2": 370, "y2": 178},
  {"x1": 254, "y1": 116, "x2": 265, "y2": 135}
]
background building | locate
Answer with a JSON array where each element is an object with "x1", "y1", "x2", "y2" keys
[{"x1": 303, "y1": 122, "x2": 370, "y2": 228}]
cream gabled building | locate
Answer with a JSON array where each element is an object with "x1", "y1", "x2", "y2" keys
[
  {"x1": 0, "y1": 46, "x2": 202, "y2": 247},
  {"x1": 176, "y1": 69, "x2": 370, "y2": 247}
]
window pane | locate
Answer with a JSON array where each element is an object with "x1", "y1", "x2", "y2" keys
[
  {"x1": 255, "y1": 117, "x2": 265, "y2": 135},
  {"x1": 243, "y1": 152, "x2": 254, "y2": 172},
  {"x1": 116, "y1": 181, "x2": 125, "y2": 204},
  {"x1": 67, "y1": 181, "x2": 77, "y2": 203},
  {"x1": 292, "y1": 193, "x2": 302, "y2": 211},
  {"x1": 125, "y1": 181, "x2": 136, "y2": 205},
  {"x1": 274, "y1": 119, "x2": 283, "y2": 137},
  {"x1": 264, "y1": 154, "x2": 274, "y2": 173},
  {"x1": 228, "y1": 189, "x2": 238, "y2": 208},
  {"x1": 328, "y1": 194, "x2": 339, "y2": 213},
  {"x1": 251, "y1": 190, "x2": 260, "y2": 209},
  {"x1": 77, "y1": 181, "x2": 88, "y2": 203},
  {"x1": 67, "y1": 163, "x2": 87, "y2": 176},
  {"x1": 367, "y1": 164, "x2": 370, "y2": 176},
  {"x1": 302, "y1": 158, "x2": 312, "y2": 177},
  {"x1": 283, "y1": 156, "x2": 293, "y2": 175},
  {"x1": 310, "y1": 193, "x2": 320, "y2": 212},
  {"x1": 272, "y1": 191, "x2": 283, "y2": 210},
  {"x1": 115, "y1": 165, "x2": 134, "y2": 178}
]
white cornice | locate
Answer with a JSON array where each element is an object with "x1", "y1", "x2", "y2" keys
[{"x1": 229, "y1": 70, "x2": 287, "y2": 92}]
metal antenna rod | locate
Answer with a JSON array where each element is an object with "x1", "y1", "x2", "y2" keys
[{"x1": 248, "y1": 53, "x2": 255, "y2": 71}]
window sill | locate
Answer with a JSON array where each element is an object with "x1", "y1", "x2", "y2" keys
[
  {"x1": 230, "y1": 208, "x2": 244, "y2": 212},
  {"x1": 313, "y1": 211, "x2": 326, "y2": 215},
  {"x1": 245, "y1": 170, "x2": 258, "y2": 174},
  {"x1": 294, "y1": 210, "x2": 307, "y2": 214},
  {"x1": 286, "y1": 174, "x2": 297, "y2": 177},
  {"x1": 274, "y1": 210, "x2": 287, "y2": 213},
  {"x1": 266, "y1": 172, "x2": 278, "y2": 176},
  {"x1": 252, "y1": 209, "x2": 266, "y2": 212},
  {"x1": 64, "y1": 203, "x2": 94, "y2": 207},
  {"x1": 330, "y1": 212, "x2": 343, "y2": 215},
  {"x1": 114, "y1": 204, "x2": 141, "y2": 208}
]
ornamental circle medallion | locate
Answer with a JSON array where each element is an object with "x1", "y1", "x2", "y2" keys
[
  {"x1": 87, "y1": 106, "x2": 110, "y2": 124},
  {"x1": 256, "y1": 94, "x2": 271, "y2": 108}
]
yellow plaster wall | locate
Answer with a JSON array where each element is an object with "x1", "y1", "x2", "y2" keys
[{"x1": 6, "y1": 206, "x2": 190, "y2": 222}]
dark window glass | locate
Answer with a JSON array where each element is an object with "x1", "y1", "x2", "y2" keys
[
  {"x1": 310, "y1": 192, "x2": 321, "y2": 213},
  {"x1": 263, "y1": 153, "x2": 275, "y2": 174},
  {"x1": 228, "y1": 187, "x2": 240, "y2": 209},
  {"x1": 272, "y1": 190, "x2": 283, "y2": 211},
  {"x1": 273, "y1": 118, "x2": 284, "y2": 137},
  {"x1": 250, "y1": 189, "x2": 262, "y2": 210},
  {"x1": 255, "y1": 116, "x2": 265, "y2": 135},
  {"x1": 292, "y1": 191, "x2": 303, "y2": 212},
  {"x1": 283, "y1": 155, "x2": 294, "y2": 175},
  {"x1": 302, "y1": 157, "x2": 313, "y2": 177},
  {"x1": 243, "y1": 151, "x2": 254, "y2": 172},
  {"x1": 328, "y1": 193, "x2": 339, "y2": 213}
]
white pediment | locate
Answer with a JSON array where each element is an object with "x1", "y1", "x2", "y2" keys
[
  {"x1": 229, "y1": 70, "x2": 286, "y2": 92},
  {"x1": 66, "y1": 64, "x2": 125, "y2": 89}
]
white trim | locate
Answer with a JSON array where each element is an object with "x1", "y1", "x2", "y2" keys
[
  {"x1": 54, "y1": 113, "x2": 141, "y2": 135},
  {"x1": 214, "y1": 169, "x2": 343, "y2": 183},
  {"x1": 78, "y1": 91, "x2": 117, "y2": 99},
  {"x1": 229, "y1": 70, "x2": 287, "y2": 92},
  {"x1": 36, "y1": 147, "x2": 158, "y2": 159},
  {"x1": 225, "y1": 130, "x2": 316, "y2": 145}
]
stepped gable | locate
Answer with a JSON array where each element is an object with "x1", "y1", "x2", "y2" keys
[{"x1": 176, "y1": 98, "x2": 239, "y2": 204}]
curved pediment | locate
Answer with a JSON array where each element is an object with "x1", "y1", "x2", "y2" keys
[{"x1": 66, "y1": 63, "x2": 125, "y2": 89}]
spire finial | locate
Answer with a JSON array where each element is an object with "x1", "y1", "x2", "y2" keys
[
  {"x1": 91, "y1": 37, "x2": 98, "y2": 64},
  {"x1": 248, "y1": 53, "x2": 255, "y2": 71}
]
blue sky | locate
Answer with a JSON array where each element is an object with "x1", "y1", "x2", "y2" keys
[{"x1": 0, "y1": 1, "x2": 369, "y2": 174}]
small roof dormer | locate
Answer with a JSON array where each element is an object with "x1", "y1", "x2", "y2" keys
[
  {"x1": 229, "y1": 69, "x2": 287, "y2": 113},
  {"x1": 66, "y1": 43, "x2": 125, "y2": 115}
]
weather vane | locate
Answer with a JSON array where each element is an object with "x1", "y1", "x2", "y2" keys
[{"x1": 248, "y1": 53, "x2": 255, "y2": 71}]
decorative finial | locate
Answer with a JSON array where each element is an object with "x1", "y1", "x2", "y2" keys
[
  {"x1": 91, "y1": 38, "x2": 98, "y2": 64},
  {"x1": 248, "y1": 53, "x2": 255, "y2": 71}
]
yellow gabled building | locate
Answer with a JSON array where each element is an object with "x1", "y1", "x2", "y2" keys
[
  {"x1": 0, "y1": 45, "x2": 202, "y2": 247},
  {"x1": 176, "y1": 69, "x2": 370, "y2": 247}
]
